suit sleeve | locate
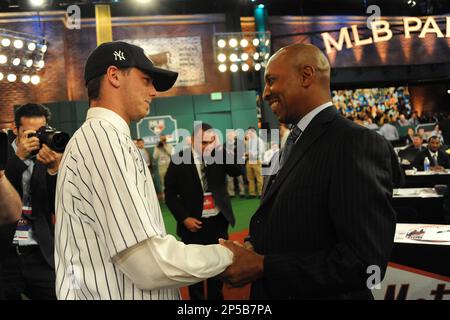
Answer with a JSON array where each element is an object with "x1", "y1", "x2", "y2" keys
[
  {"x1": 262, "y1": 129, "x2": 396, "y2": 298},
  {"x1": 411, "y1": 152, "x2": 424, "y2": 170},
  {"x1": 164, "y1": 161, "x2": 190, "y2": 224}
]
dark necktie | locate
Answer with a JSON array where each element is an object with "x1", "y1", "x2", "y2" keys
[
  {"x1": 279, "y1": 126, "x2": 302, "y2": 168},
  {"x1": 200, "y1": 163, "x2": 209, "y2": 192},
  {"x1": 432, "y1": 153, "x2": 438, "y2": 166}
]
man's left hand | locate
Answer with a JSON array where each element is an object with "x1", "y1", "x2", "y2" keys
[
  {"x1": 37, "y1": 144, "x2": 62, "y2": 175},
  {"x1": 219, "y1": 239, "x2": 264, "y2": 288}
]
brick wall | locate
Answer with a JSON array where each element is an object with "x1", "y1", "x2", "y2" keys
[{"x1": 0, "y1": 12, "x2": 232, "y2": 128}]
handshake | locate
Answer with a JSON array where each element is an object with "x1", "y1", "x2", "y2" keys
[{"x1": 217, "y1": 238, "x2": 264, "y2": 288}]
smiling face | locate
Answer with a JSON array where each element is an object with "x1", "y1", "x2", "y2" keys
[
  {"x1": 263, "y1": 54, "x2": 303, "y2": 125},
  {"x1": 120, "y1": 68, "x2": 156, "y2": 122}
]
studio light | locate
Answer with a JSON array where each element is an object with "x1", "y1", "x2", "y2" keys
[
  {"x1": 217, "y1": 53, "x2": 226, "y2": 62},
  {"x1": 230, "y1": 64, "x2": 238, "y2": 73},
  {"x1": 253, "y1": 52, "x2": 260, "y2": 60},
  {"x1": 241, "y1": 53, "x2": 249, "y2": 61},
  {"x1": 241, "y1": 63, "x2": 249, "y2": 72},
  {"x1": 30, "y1": 0, "x2": 45, "y2": 7},
  {"x1": 0, "y1": 55, "x2": 7, "y2": 64},
  {"x1": 21, "y1": 75, "x2": 31, "y2": 84},
  {"x1": 229, "y1": 38, "x2": 238, "y2": 48},
  {"x1": 13, "y1": 39, "x2": 23, "y2": 49},
  {"x1": 229, "y1": 53, "x2": 238, "y2": 62},
  {"x1": 254, "y1": 63, "x2": 261, "y2": 71},
  {"x1": 217, "y1": 39, "x2": 226, "y2": 48},
  {"x1": 12, "y1": 58, "x2": 20, "y2": 66},
  {"x1": 7, "y1": 73, "x2": 16, "y2": 82},
  {"x1": 0, "y1": 72, "x2": 3, "y2": 81},
  {"x1": 26, "y1": 59, "x2": 33, "y2": 67},
  {"x1": 1, "y1": 38, "x2": 10, "y2": 47},
  {"x1": 31, "y1": 75, "x2": 40, "y2": 85},
  {"x1": 37, "y1": 60, "x2": 45, "y2": 68},
  {"x1": 240, "y1": 39, "x2": 249, "y2": 48},
  {"x1": 218, "y1": 64, "x2": 227, "y2": 72},
  {"x1": 41, "y1": 44, "x2": 47, "y2": 53},
  {"x1": 28, "y1": 42, "x2": 36, "y2": 51},
  {"x1": 252, "y1": 38, "x2": 260, "y2": 46}
]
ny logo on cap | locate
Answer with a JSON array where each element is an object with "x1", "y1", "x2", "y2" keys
[{"x1": 113, "y1": 50, "x2": 125, "y2": 61}]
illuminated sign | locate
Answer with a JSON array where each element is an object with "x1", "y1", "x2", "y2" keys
[{"x1": 321, "y1": 16, "x2": 450, "y2": 54}]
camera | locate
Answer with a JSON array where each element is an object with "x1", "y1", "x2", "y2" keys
[
  {"x1": 28, "y1": 126, "x2": 70, "y2": 156},
  {"x1": 0, "y1": 131, "x2": 7, "y2": 170}
]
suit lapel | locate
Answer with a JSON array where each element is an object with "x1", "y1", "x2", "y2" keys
[{"x1": 261, "y1": 107, "x2": 338, "y2": 206}]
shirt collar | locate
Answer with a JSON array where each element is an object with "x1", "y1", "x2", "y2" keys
[
  {"x1": 86, "y1": 107, "x2": 130, "y2": 137},
  {"x1": 295, "y1": 101, "x2": 334, "y2": 133}
]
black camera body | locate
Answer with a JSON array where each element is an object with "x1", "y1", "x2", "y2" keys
[
  {"x1": 28, "y1": 126, "x2": 70, "y2": 155},
  {"x1": 0, "y1": 131, "x2": 7, "y2": 170}
]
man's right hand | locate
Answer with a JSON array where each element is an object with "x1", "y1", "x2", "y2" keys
[
  {"x1": 183, "y1": 217, "x2": 203, "y2": 232},
  {"x1": 16, "y1": 130, "x2": 40, "y2": 160}
]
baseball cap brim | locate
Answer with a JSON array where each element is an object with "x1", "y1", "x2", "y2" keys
[{"x1": 139, "y1": 65, "x2": 178, "y2": 92}]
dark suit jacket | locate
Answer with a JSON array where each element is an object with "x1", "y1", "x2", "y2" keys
[
  {"x1": 411, "y1": 149, "x2": 450, "y2": 171},
  {"x1": 164, "y1": 147, "x2": 243, "y2": 241},
  {"x1": 0, "y1": 146, "x2": 56, "y2": 268},
  {"x1": 249, "y1": 106, "x2": 397, "y2": 300},
  {"x1": 398, "y1": 145, "x2": 426, "y2": 164}
]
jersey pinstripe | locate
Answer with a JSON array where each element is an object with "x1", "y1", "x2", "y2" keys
[{"x1": 55, "y1": 108, "x2": 180, "y2": 300}]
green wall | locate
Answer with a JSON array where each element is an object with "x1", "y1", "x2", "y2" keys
[{"x1": 39, "y1": 90, "x2": 258, "y2": 141}]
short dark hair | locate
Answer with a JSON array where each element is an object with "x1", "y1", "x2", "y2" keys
[
  {"x1": 87, "y1": 68, "x2": 131, "y2": 103},
  {"x1": 429, "y1": 135, "x2": 440, "y2": 143},
  {"x1": 14, "y1": 103, "x2": 51, "y2": 129},
  {"x1": 193, "y1": 123, "x2": 213, "y2": 137},
  {"x1": 87, "y1": 75, "x2": 104, "y2": 103},
  {"x1": 247, "y1": 126, "x2": 257, "y2": 131}
]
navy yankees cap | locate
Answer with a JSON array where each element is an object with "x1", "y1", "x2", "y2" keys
[{"x1": 84, "y1": 41, "x2": 178, "y2": 92}]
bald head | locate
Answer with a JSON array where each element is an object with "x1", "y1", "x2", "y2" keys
[
  {"x1": 270, "y1": 44, "x2": 331, "y2": 90},
  {"x1": 263, "y1": 44, "x2": 333, "y2": 124}
]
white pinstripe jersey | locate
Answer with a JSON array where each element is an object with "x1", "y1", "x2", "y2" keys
[{"x1": 55, "y1": 107, "x2": 180, "y2": 300}]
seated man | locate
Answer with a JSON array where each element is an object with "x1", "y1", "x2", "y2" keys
[
  {"x1": 398, "y1": 134, "x2": 425, "y2": 164},
  {"x1": 411, "y1": 136, "x2": 450, "y2": 171}
]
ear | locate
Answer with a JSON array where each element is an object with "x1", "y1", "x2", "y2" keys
[
  {"x1": 12, "y1": 125, "x2": 18, "y2": 137},
  {"x1": 105, "y1": 66, "x2": 121, "y2": 88},
  {"x1": 301, "y1": 65, "x2": 315, "y2": 87}
]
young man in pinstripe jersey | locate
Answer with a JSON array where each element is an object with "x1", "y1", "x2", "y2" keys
[{"x1": 54, "y1": 41, "x2": 233, "y2": 300}]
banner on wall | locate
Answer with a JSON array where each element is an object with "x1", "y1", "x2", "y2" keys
[
  {"x1": 123, "y1": 36, "x2": 205, "y2": 87},
  {"x1": 136, "y1": 115, "x2": 178, "y2": 147}
]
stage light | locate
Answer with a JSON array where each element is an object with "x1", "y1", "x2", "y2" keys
[
  {"x1": 265, "y1": 39, "x2": 270, "y2": 46},
  {"x1": 12, "y1": 58, "x2": 20, "y2": 66},
  {"x1": 217, "y1": 39, "x2": 226, "y2": 48},
  {"x1": 37, "y1": 60, "x2": 45, "y2": 68},
  {"x1": 241, "y1": 63, "x2": 249, "y2": 72},
  {"x1": 31, "y1": 75, "x2": 40, "y2": 85},
  {"x1": 229, "y1": 53, "x2": 238, "y2": 62},
  {"x1": 254, "y1": 63, "x2": 261, "y2": 71},
  {"x1": 21, "y1": 75, "x2": 30, "y2": 84},
  {"x1": 264, "y1": 53, "x2": 270, "y2": 60},
  {"x1": 13, "y1": 40, "x2": 23, "y2": 49},
  {"x1": 1, "y1": 38, "x2": 10, "y2": 47},
  {"x1": 447, "y1": 89, "x2": 450, "y2": 94},
  {"x1": 252, "y1": 38, "x2": 260, "y2": 46},
  {"x1": 30, "y1": 0, "x2": 45, "y2": 6},
  {"x1": 218, "y1": 64, "x2": 227, "y2": 72},
  {"x1": 241, "y1": 53, "x2": 249, "y2": 61},
  {"x1": 7, "y1": 74, "x2": 16, "y2": 82},
  {"x1": 240, "y1": 39, "x2": 249, "y2": 48},
  {"x1": 41, "y1": 44, "x2": 47, "y2": 53},
  {"x1": 258, "y1": 4, "x2": 264, "y2": 9},
  {"x1": 28, "y1": 42, "x2": 36, "y2": 51},
  {"x1": 0, "y1": 72, "x2": 3, "y2": 81},
  {"x1": 229, "y1": 38, "x2": 238, "y2": 48},
  {"x1": 253, "y1": 52, "x2": 260, "y2": 60},
  {"x1": 217, "y1": 53, "x2": 226, "y2": 62},
  {"x1": 26, "y1": 59, "x2": 33, "y2": 67},
  {"x1": 0, "y1": 55, "x2": 7, "y2": 64},
  {"x1": 230, "y1": 64, "x2": 238, "y2": 72},
  {"x1": 136, "y1": 0, "x2": 152, "y2": 3}
]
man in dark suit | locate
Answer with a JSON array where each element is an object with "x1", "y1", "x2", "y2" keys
[
  {"x1": 411, "y1": 136, "x2": 450, "y2": 171},
  {"x1": 164, "y1": 123, "x2": 243, "y2": 300},
  {"x1": 220, "y1": 44, "x2": 398, "y2": 299},
  {"x1": 0, "y1": 103, "x2": 61, "y2": 300},
  {"x1": 398, "y1": 133, "x2": 425, "y2": 164}
]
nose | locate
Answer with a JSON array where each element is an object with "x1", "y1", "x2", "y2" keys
[
  {"x1": 149, "y1": 83, "x2": 157, "y2": 97},
  {"x1": 263, "y1": 84, "x2": 270, "y2": 101}
]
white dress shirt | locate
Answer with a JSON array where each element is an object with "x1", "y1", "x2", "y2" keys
[{"x1": 55, "y1": 107, "x2": 232, "y2": 300}]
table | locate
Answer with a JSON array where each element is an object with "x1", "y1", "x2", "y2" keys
[
  {"x1": 392, "y1": 188, "x2": 446, "y2": 224},
  {"x1": 403, "y1": 170, "x2": 450, "y2": 188}
]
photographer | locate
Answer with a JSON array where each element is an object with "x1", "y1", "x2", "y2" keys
[{"x1": 0, "y1": 103, "x2": 62, "y2": 300}]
